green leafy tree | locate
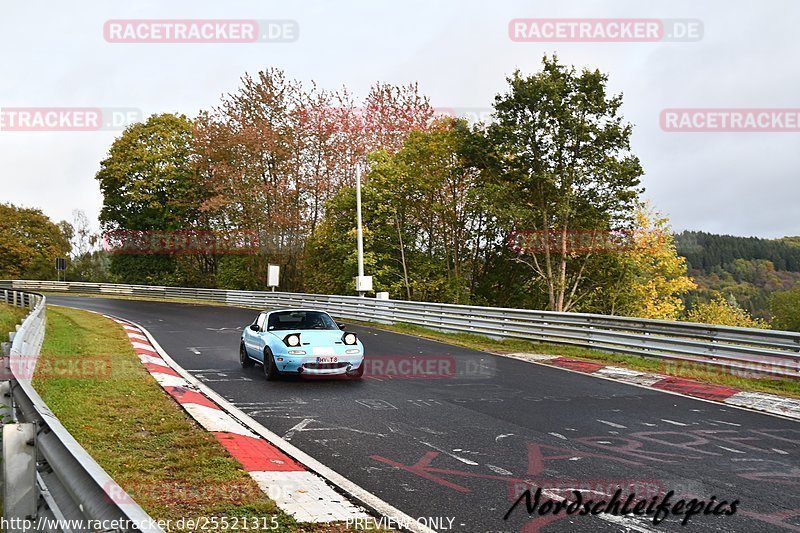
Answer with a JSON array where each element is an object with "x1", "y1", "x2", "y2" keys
[
  {"x1": 770, "y1": 286, "x2": 800, "y2": 331},
  {"x1": 304, "y1": 118, "x2": 493, "y2": 302},
  {"x1": 0, "y1": 203, "x2": 71, "y2": 279},
  {"x1": 96, "y1": 113, "x2": 206, "y2": 285},
  {"x1": 489, "y1": 55, "x2": 643, "y2": 311},
  {"x1": 304, "y1": 187, "x2": 380, "y2": 295},
  {"x1": 685, "y1": 295, "x2": 769, "y2": 329}
]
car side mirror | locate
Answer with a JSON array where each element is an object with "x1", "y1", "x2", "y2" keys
[
  {"x1": 337, "y1": 323, "x2": 346, "y2": 330},
  {"x1": 249, "y1": 324, "x2": 260, "y2": 332}
]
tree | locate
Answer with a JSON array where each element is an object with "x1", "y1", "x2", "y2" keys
[
  {"x1": 304, "y1": 187, "x2": 379, "y2": 295},
  {"x1": 587, "y1": 206, "x2": 696, "y2": 319},
  {"x1": 685, "y1": 295, "x2": 769, "y2": 329},
  {"x1": 0, "y1": 203, "x2": 71, "y2": 279},
  {"x1": 490, "y1": 55, "x2": 643, "y2": 311},
  {"x1": 304, "y1": 118, "x2": 493, "y2": 303},
  {"x1": 770, "y1": 286, "x2": 800, "y2": 331},
  {"x1": 195, "y1": 69, "x2": 436, "y2": 291},
  {"x1": 65, "y1": 209, "x2": 111, "y2": 282},
  {"x1": 96, "y1": 113, "x2": 204, "y2": 285}
]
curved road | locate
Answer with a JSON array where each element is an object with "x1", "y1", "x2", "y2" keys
[{"x1": 51, "y1": 296, "x2": 799, "y2": 533}]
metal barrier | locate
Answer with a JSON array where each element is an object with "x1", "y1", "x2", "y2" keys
[
  {"x1": 2, "y1": 289, "x2": 163, "y2": 532},
  {"x1": 3, "y1": 280, "x2": 798, "y2": 379}
]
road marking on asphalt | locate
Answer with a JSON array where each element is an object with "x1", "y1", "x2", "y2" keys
[
  {"x1": 407, "y1": 399, "x2": 442, "y2": 407},
  {"x1": 188, "y1": 347, "x2": 201, "y2": 355},
  {"x1": 597, "y1": 419, "x2": 627, "y2": 429},
  {"x1": 709, "y1": 419, "x2": 741, "y2": 426},
  {"x1": 660, "y1": 419, "x2": 689, "y2": 426},
  {"x1": 355, "y1": 399, "x2": 398, "y2": 410},
  {"x1": 716, "y1": 445, "x2": 745, "y2": 454},
  {"x1": 419, "y1": 441, "x2": 479, "y2": 466},
  {"x1": 284, "y1": 418, "x2": 314, "y2": 440},
  {"x1": 285, "y1": 418, "x2": 387, "y2": 440},
  {"x1": 548, "y1": 432, "x2": 567, "y2": 440},
  {"x1": 495, "y1": 433, "x2": 514, "y2": 442},
  {"x1": 486, "y1": 464, "x2": 513, "y2": 476}
]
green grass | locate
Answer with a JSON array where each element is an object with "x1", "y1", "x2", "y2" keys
[
  {"x1": 351, "y1": 320, "x2": 800, "y2": 399},
  {"x1": 0, "y1": 302, "x2": 28, "y2": 341},
  {"x1": 34, "y1": 305, "x2": 374, "y2": 532}
]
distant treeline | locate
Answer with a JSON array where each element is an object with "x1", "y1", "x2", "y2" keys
[{"x1": 675, "y1": 231, "x2": 800, "y2": 273}]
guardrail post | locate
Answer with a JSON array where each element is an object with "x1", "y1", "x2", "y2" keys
[
  {"x1": 0, "y1": 382, "x2": 12, "y2": 425},
  {"x1": 3, "y1": 423, "x2": 38, "y2": 530}
]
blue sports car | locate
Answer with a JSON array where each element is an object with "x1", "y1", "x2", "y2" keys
[{"x1": 240, "y1": 309, "x2": 365, "y2": 380}]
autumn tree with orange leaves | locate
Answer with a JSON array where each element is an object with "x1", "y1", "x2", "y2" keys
[{"x1": 193, "y1": 68, "x2": 435, "y2": 289}]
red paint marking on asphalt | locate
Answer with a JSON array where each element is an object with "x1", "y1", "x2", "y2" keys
[
  {"x1": 164, "y1": 386, "x2": 220, "y2": 410},
  {"x1": 213, "y1": 432, "x2": 305, "y2": 472},
  {"x1": 143, "y1": 363, "x2": 181, "y2": 377},
  {"x1": 549, "y1": 358, "x2": 605, "y2": 373},
  {"x1": 652, "y1": 376, "x2": 740, "y2": 402},
  {"x1": 134, "y1": 346, "x2": 159, "y2": 356},
  {"x1": 370, "y1": 452, "x2": 472, "y2": 493}
]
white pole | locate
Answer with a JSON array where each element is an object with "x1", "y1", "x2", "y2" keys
[{"x1": 355, "y1": 165, "x2": 365, "y2": 297}]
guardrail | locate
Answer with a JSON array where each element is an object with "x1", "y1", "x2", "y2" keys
[
  {"x1": 3, "y1": 280, "x2": 799, "y2": 379},
  {"x1": 2, "y1": 289, "x2": 163, "y2": 532}
]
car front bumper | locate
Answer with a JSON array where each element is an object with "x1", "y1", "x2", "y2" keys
[{"x1": 275, "y1": 354, "x2": 364, "y2": 376}]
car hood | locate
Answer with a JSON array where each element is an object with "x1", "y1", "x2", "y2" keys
[{"x1": 268, "y1": 329, "x2": 355, "y2": 347}]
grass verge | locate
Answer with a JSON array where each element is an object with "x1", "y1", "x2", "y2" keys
[
  {"x1": 0, "y1": 302, "x2": 28, "y2": 340},
  {"x1": 351, "y1": 320, "x2": 800, "y2": 400},
  {"x1": 34, "y1": 305, "x2": 363, "y2": 532}
]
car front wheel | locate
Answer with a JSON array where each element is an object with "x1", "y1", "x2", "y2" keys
[
  {"x1": 263, "y1": 348, "x2": 279, "y2": 381},
  {"x1": 240, "y1": 343, "x2": 254, "y2": 368},
  {"x1": 348, "y1": 360, "x2": 365, "y2": 379}
]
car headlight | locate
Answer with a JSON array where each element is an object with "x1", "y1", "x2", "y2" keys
[
  {"x1": 343, "y1": 332, "x2": 357, "y2": 345},
  {"x1": 345, "y1": 349, "x2": 360, "y2": 354},
  {"x1": 284, "y1": 334, "x2": 301, "y2": 347}
]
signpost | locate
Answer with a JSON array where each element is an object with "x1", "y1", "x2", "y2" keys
[
  {"x1": 267, "y1": 264, "x2": 280, "y2": 292},
  {"x1": 354, "y1": 166, "x2": 372, "y2": 297},
  {"x1": 55, "y1": 257, "x2": 66, "y2": 281}
]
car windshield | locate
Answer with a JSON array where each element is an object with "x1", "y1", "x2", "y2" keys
[{"x1": 267, "y1": 311, "x2": 338, "y2": 331}]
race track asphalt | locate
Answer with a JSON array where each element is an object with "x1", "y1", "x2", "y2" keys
[{"x1": 49, "y1": 296, "x2": 799, "y2": 533}]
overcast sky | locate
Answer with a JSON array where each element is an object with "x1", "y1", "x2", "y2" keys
[{"x1": 1, "y1": 0, "x2": 798, "y2": 238}]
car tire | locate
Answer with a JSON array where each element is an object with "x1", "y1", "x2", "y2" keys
[
  {"x1": 348, "y1": 360, "x2": 365, "y2": 379},
  {"x1": 263, "y1": 348, "x2": 279, "y2": 381},
  {"x1": 240, "y1": 343, "x2": 254, "y2": 368}
]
